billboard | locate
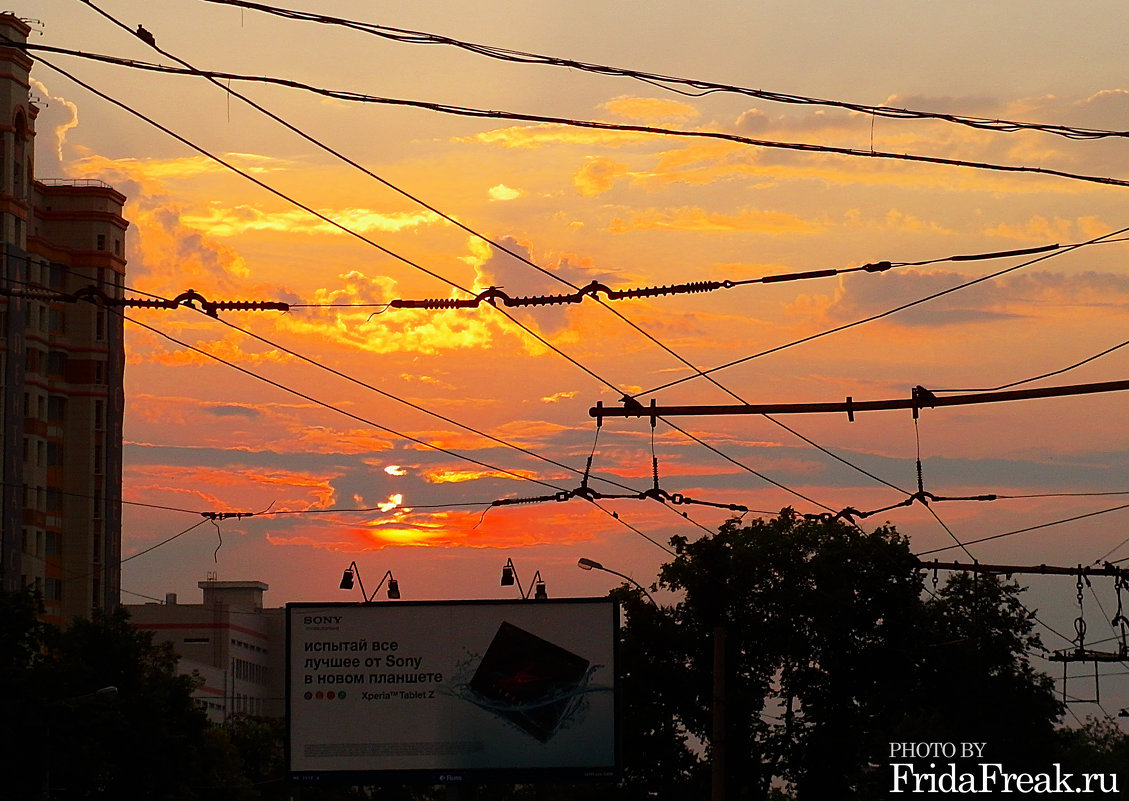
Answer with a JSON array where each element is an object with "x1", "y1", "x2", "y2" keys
[{"x1": 286, "y1": 598, "x2": 618, "y2": 785}]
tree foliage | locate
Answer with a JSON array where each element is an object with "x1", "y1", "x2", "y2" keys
[
  {"x1": 615, "y1": 510, "x2": 1067, "y2": 800},
  {"x1": 0, "y1": 511, "x2": 1105, "y2": 801},
  {"x1": 1, "y1": 590, "x2": 253, "y2": 800}
]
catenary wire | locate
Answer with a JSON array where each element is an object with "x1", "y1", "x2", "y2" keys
[
  {"x1": 916, "y1": 502, "x2": 1129, "y2": 557},
  {"x1": 192, "y1": 0, "x2": 1129, "y2": 141},
  {"x1": 26, "y1": 39, "x2": 1129, "y2": 191},
  {"x1": 40, "y1": 10, "x2": 921, "y2": 511},
  {"x1": 53, "y1": 4, "x2": 1041, "y2": 532},
  {"x1": 34, "y1": 51, "x2": 851, "y2": 536},
  {"x1": 117, "y1": 308, "x2": 687, "y2": 554},
  {"x1": 48, "y1": 7, "x2": 1106, "y2": 562},
  {"x1": 636, "y1": 224, "x2": 1129, "y2": 397}
]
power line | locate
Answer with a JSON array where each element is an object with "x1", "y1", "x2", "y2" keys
[
  {"x1": 591, "y1": 379, "x2": 1129, "y2": 422},
  {"x1": 22, "y1": 78, "x2": 826, "y2": 543},
  {"x1": 115, "y1": 309, "x2": 692, "y2": 553},
  {"x1": 192, "y1": 0, "x2": 1129, "y2": 142},
  {"x1": 50, "y1": 4, "x2": 946, "y2": 522},
  {"x1": 634, "y1": 226, "x2": 1129, "y2": 397},
  {"x1": 27, "y1": 39, "x2": 1129, "y2": 191},
  {"x1": 916, "y1": 501, "x2": 1129, "y2": 557},
  {"x1": 46, "y1": 4, "x2": 1065, "y2": 544}
]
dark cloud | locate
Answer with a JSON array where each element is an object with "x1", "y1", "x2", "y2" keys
[
  {"x1": 474, "y1": 237, "x2": 626, "y2": 336},
  {"x1": 822, "y1": 269, "x2": 1129, "y2": 327},
  {"x1": 206, "y1": 405, "x2": 262, "y2": 419}
]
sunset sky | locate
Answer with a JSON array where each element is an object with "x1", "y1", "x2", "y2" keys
[{"x1": 24, "y1": 0, "x2": 1129, "y2": 708}]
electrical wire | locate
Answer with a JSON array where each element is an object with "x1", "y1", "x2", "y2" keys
[
  {"x1": 636, "y1": 224, "x2": 1129, "y2": 397},
  {"x1": 52, "y1": 4, "x2": 1122, "y2": 566},
  {"x1": 193, "y1": 0, "x2": 1129, "y2": 142},
  {"x1": 916, "y1": 501, "x2": 1129, "y2": 557},
  {"x1": 27, "y1": 39, "x2": 1129, "y2": 191},
  {"x1": 24, "y1": 55, "x2": 839, "y2": 547},
  {"x1": 51, "y1": 4, "x2": 984, "y2": 527}
]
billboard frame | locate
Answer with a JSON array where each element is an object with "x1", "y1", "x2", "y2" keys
[{"x1": 285, "y1": 596, "x2": 620, "y2": 787}]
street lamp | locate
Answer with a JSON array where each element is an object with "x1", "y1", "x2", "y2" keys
[
  {"x1": 577, "y1": 557, "x2": 657, "y2": 605},
  {"x1": 340, "y1": 561, "x2": 400, "y2": 601},
  {"x1": 500, "y1": 557, "x2": 547, "y2": 600}
]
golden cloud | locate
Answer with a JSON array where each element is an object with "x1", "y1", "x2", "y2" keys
[
  {"x1": 179, "y1": 204, "x2": 443, "y2": 237},
  {"x1": 462, "y1": 123, "x2": 653, "y2": 148},
  {"x1": 421, "y1": 468, "x2": 538, "y2": 484},
  {"x1": 488, "y1": 184, "x2": 522, "y2": 201},
  {"x1": 600, "y1": 95, "x2": 699, "y2": 122},
  {"x1": 68, "y1": 149, "x2": 287, "y2": 187},
  {"x1": 982, "y1": 214, "x2": 1111, "y2": 242},
  {"x1": 573, "y1": 157, "x2": 633, "y2": 196}
]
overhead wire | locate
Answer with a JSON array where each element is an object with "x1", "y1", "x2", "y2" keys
[
  {"x1": 76, "y1": 0, "x2": 1121, "y2": 547},
  {"x1": 916, "y1": 501, "x2": 1129, "y2": 557},
  {"x1": 24, "y1": 9, "x2": 1129, "y2": 673},
  {"x1": 193, "y1": 0, "x2": 1129, "y2": 142},
  {"x1": 24, "y1": 38, "x2": 1129, "y2": 191},
  {"x1": 53, "y1": 3, "x2": 1129, "y2": 573},
  {"x1": 115, "y1": 307, "x2": 689, "y2": 554},
  {"x1": 38, "y1": 18, "x2": 855, "y2": 539},
  {"x1": 635, "y1": 225, "x2": 1129, "y2": 397}
]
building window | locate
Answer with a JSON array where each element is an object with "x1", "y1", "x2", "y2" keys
[
  {"x1": 44, "y1": 577, "x2": 62, "y2": 602},
  {"x1": 46, "y1": 351, "x2": 66, "y2": 377},
  {"x1": 48, "y1": 395, "x2": 66, "y2": 423},
  {"x1": 96, "y1": 233, "x2": 106, "y2": 251}
]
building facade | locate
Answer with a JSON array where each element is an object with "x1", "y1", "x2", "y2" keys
[
  {"x1": 0, "y1": 14, "x2": 127, "y2": 623},
  {"x1": 128, "y1": 581, "x2": 286, "y2": 722}
]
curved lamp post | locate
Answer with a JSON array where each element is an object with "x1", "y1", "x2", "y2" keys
[
  {"x1": 340, "y1": 561, "x2": 400, "y2": 601},
  {"x1": 577, "y1": 557, "x2": 657, "y2": 606}
]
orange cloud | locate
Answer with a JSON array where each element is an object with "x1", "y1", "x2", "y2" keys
[
  {"x1": 126, "y1": 327, "x2": 298, "y2": 367},
  {"x1": 841, "y1": 207, "x2": 956, "y2": 234},
  {"x1": 291, "y1": 426, "x2": 396, "y2": 455},
  {"x1": 124, "y1": 463, "x2": 340, "y2": 513},
  {"x1": 264, "y1": 502, "x2": 619, "y2": 551}
]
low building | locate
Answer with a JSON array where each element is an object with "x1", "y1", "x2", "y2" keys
[{"x1": 127, "y1": 580, "x2": 285, "y2": 722}]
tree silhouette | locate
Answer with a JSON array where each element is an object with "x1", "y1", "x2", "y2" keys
[{"x1": 615, "y1": 510, "x2": 1065, "y2": 800}]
